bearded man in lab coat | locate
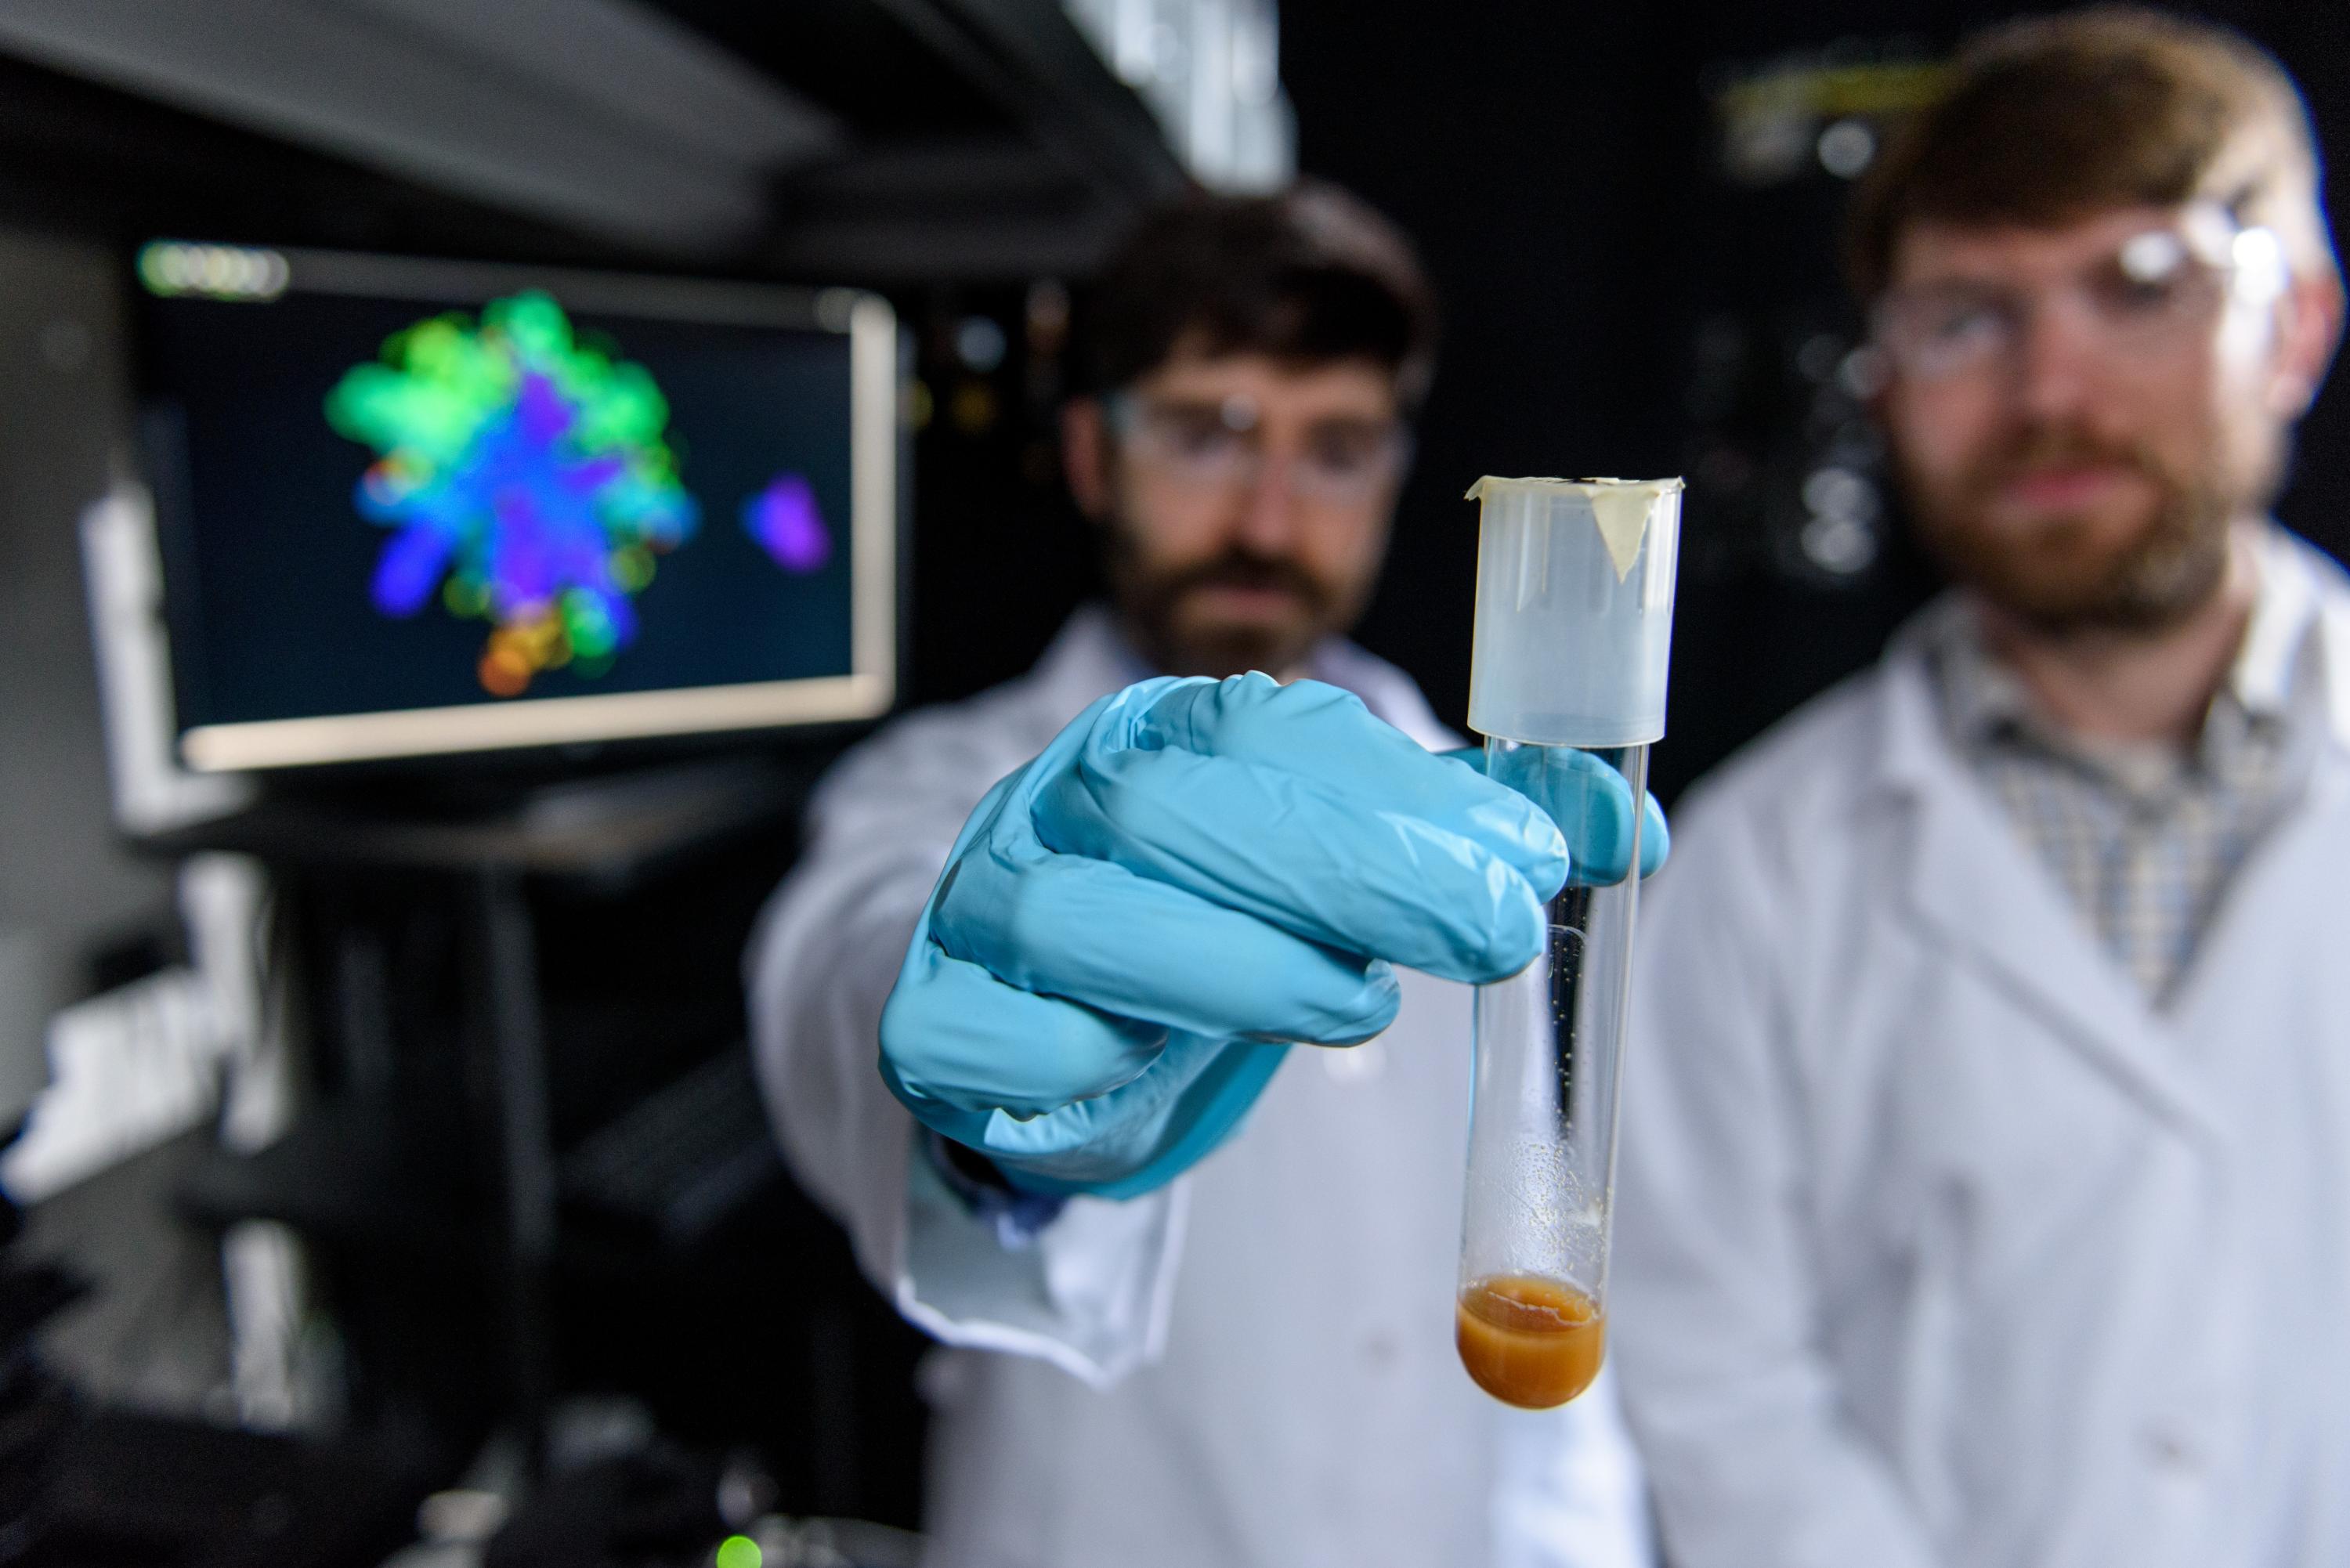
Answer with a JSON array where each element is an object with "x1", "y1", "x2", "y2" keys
[
  {"x1": 750, "y1": 185, "x2": 1654, "y2": 1568},
  {"x1": 1611, "y1": 13, "x2": 2350, "y2": 1566}
]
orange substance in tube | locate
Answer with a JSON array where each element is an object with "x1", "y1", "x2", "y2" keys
[{"x1": 1455, "y1": 1275, "x2": 1606, "y2": 1408}]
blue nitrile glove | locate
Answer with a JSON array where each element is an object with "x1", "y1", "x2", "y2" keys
[
  {"x1": 1444, "y1": 745, "x2": 1669, "y2": 885},
  {"x1": 879, "y1": 674, "x2": 1663, "y2": 1201}
]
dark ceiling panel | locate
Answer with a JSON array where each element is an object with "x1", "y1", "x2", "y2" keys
[{"x1": 650, "y1": 0, "x2": 1011, "y2": 139}]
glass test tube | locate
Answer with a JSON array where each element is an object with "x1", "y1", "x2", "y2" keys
[{"x1": 1455, "y1": 475, "x2": 1683, "y2": 1410}]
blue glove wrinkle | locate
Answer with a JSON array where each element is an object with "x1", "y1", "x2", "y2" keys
[
  {"x1": 992, "y1": 1034, "x2": 1292, "y2": 1201},
  {"x1": 1640, "y1": 797, "x2": 1672, "y2": 876},
  {"x1": 880, "y1": 738, "x2": 1173, "y2": 1118},
  {"x1": 1036, "y1": 682, "x2": 1562, "y2": 985},
  {"x1": 1446, "y1": 744, "x2": 1672, "y2": 884},
  {"x1": 1522, "y1": 747, "x2": 1639, "y2": 886},
  {"x1": 1238, "y1": 948, "x2": 1398, "y2": 1045},
  {"x1": 932, "y1": 841, "x2": 1402, "y2": 1047},
  {"x1": 880, "y1": 938, "x2": 1168, "y2": 1117},
  {"x1": 1039, "y1": 746, "x2": 1548, "y2": 985},
  {"x1": 1128, "y1": 677, "x2": 1564, "y2": 852},
  {"x1": 925, "y1": 686, "x2": 1401, "y2": 1049}
]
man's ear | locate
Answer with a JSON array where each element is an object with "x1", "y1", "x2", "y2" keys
[
  {"x1": 2269, "y1": 266, "x2": 2345, "y2": 418},
  {"x1": 1062, "y1": 399, "x2": 1112, "y2": 522}
]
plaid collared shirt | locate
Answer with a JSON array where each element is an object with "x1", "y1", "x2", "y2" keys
[{"x1": 1922, "y1": 537, "x2": 2323, "y2": 1008}]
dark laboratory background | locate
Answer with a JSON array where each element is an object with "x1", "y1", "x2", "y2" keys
[{"x1": 0, "y1": 2, "x2": 2340, "y2": 1565}]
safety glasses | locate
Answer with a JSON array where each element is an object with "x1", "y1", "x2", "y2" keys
[
  {"x1": 1101, "y1": 391, "x2": 1413, "y2": 504},
  {"x1": 1871, "y1": 208, "x2": 2287, "y2": 385}
]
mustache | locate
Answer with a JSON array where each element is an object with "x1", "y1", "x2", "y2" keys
[
  {"x1": 1965, "y1": 425, "x2": 2167, "y2": 495},
  {"x1": 1145, "y1": 552, "x2": 1332, "y2": 612}
]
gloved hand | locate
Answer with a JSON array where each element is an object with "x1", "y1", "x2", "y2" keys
[
  {"x1": 880, "y1": 673, "x2": 1666, "y2": 1201},
  {"x1": 1447, "y1": 742, "x2": 1668, "y2": 886}
]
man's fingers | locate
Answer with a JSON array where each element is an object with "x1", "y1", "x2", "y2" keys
[
  {"x1": 1036, "y1": 742, "x2": 1552, "y2": 984},
  {"x1": 1107, "y1": 676, "x2": 1570, "y2": 887},
  {"x1": 1636, "y1": 793, "x2": 1670, "y2": 880},
  {"x1": 1448, "y1": 742, "x2": 1671, "y2": 884},
  {"x1": 931, "y1": 840, "x2": 1403, "y2": 1046},
  {"x1": 982, "y1": 1033, "x2": 1293, "y2": 1198},
  {"x1": 880, "y1": 941, "x2": 1170, "y2": 1117}
]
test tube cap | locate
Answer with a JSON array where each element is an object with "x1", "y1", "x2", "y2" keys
[{"x1": 1466, "y1": 476, "x2": 1683, "y2": 747}]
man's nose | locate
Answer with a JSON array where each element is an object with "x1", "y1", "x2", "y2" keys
[
  {"x1": 2008, "y1": 301, "x2": 2099, "y2": 422},
  {"x1": 1231, "y1": 450, "x2": 1304, "y2": 551}
]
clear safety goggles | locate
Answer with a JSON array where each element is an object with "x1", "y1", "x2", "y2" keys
[
  {"x1": 1869, "y1": 206, "x2": 2289, "y2": 385},
  {"x1": 1101, "y1": 390, "x2": 1414, "y2": 504}
]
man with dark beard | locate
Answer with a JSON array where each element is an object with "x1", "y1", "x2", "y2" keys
[
  {"x1": 1610, "y1": 13, "x2": 2349, "y2": 1568},
  {"x1": 750, "y1": 186, "x2": 1655, "y2": 1567}
]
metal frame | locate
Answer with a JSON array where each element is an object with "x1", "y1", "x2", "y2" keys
[{"x1": 0, "y1": 0, "x2": 844, "y2": 256}]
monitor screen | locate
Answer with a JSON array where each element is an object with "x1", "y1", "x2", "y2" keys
[{"x1": 133, "y1": 242, "x2": 898, "y2": 771}]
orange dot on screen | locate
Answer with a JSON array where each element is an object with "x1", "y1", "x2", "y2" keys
[{"x1": 479, "y1": 648, "x2": 530, "y2": 697}]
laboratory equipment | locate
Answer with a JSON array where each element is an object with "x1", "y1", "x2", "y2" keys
[
  {"x1": 131, "y1": 241, "x2": 899, "y2": 771},
  {"x1": 1455, "y1": 475, "x2": 1683, "y2": 1408}
]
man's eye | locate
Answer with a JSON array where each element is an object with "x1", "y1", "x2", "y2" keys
[
  {"x1": 1180, "y1": 428, "x2": 1246, "y2": 462},
  {"x1": 1304, "y1": 427, "x2": 1388, "y2": 473},
  {"x1": 1921, "y1": 300, "x2": 2004, "y2": 345},
  {"x1": 1150, "y1": 416, "x2": 1238, "y2": 458},
  {"x1": 2094, "y1": 270, "x2": 2189, "y2": 320}
]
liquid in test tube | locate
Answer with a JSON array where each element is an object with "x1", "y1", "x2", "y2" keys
[{"x1": 1454, "y1": 475, "x2": 1682, "y2": 1409}]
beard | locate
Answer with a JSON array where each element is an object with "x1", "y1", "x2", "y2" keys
[
  {"x1": 1900, "y1": 417, "x2": 2277, "y2": 636},
  {"x1": 1106, "y1": 538, "x2": 1351, "y2": 679}
]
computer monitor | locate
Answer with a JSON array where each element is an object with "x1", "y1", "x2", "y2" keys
[{"x1": 132, "y1": 241, "x2": 898, "y2": 772}]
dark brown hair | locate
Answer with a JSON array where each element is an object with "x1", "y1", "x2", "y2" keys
[
  {"x1": 1079, "y1": 180, "x2": 1440, "y2": 407},
  {"x1": 1846, "y1": 7, "x2": 2333, "y2": 299}
]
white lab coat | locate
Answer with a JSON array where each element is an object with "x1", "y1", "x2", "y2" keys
[
  {"x1": 1611, "y1": 531, "x2": 2350, "y2": 1568},
  {"x1": 749, "y1": 605, "x2": 1653, "y2": 1568}
]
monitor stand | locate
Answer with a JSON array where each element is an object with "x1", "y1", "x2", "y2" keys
[{"x1": 132, "y1": 745, "x2": 828, "y2": 1476}]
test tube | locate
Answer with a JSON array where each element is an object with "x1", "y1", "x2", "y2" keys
[{"x1": 1455, "y1": 475, "x2": 1682, "y2": 1409}]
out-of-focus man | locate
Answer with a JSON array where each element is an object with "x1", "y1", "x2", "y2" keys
[
  {"x1": 1611, "y1": 12, "x2": 2348, "y2": 1566},
  {"x1": 752, "y1": 185, "x2": 1654, "y2": 1568}
]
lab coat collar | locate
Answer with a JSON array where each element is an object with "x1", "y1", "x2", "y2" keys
[
  {"x1": 1873, "y1": 645, "x2": 2220, "y2": 1139},
  {"x1": 1866, "y1": 529, "x2": 2350, "y2": 1141},
  {"x1": 1904, "y1": 526, "x2": 2343, "y2": 750},
  {"x1": 1921, "y1": 523, "x2": 2326, "y2": 746},
  {"x1": 1031, "y1": 603, "x2": 1460, "y2": 753},
  {"x1": 2233, "y1": 525, "x2": 2325, "y2": 719},
  {"x1": 2285, "y1": 533, "x2": 2350, "y2": 756}
]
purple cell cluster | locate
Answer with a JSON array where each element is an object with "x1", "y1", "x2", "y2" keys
[{"x1": 743, "y1": 473, "x2": 832, "y2": 574}]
